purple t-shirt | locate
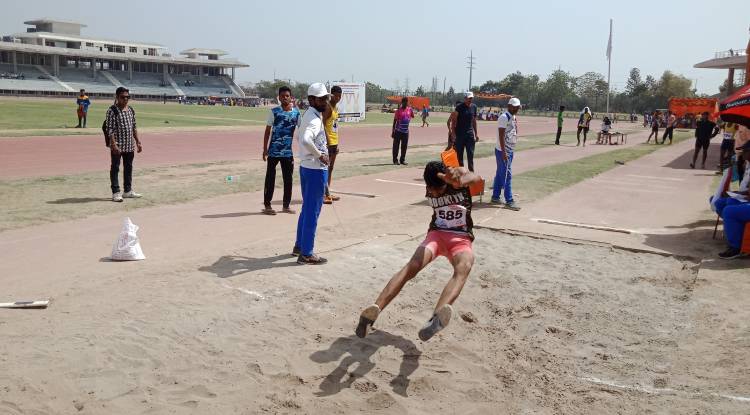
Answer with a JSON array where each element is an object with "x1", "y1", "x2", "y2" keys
[{"x1": 394, "y1": 107, "x2": 414, "y2": 134}]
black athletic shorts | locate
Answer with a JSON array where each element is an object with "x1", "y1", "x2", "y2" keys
[{"x1": 327, "y1": 144, "x2": 339, "y2": 155}]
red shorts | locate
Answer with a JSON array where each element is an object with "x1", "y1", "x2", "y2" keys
[{"x1": 420, "y1": 230, "x2": 473, "y2": 260}]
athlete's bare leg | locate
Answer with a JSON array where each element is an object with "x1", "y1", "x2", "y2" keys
[
  {"x1": 374, "y1": 246, "x2": 434, "y2": 310},
  {"x1": 433, "y1": 250, "x2": 474, "y2": 311}
]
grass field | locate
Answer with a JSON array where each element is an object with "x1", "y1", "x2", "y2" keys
[
  {"x1": 0, "y1": 129, "x2": 666, "y2": 232},
  {"x1": 0, "y1": 98, "x2": 448, "y2": 136}
]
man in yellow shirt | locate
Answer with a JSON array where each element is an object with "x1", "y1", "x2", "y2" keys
[{"x1": 323, "y1": 85, "x2": 342, "y2": 204}]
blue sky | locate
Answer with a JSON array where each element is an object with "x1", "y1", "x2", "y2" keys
[{"x1": 2, "y1": 0, "x2": 748, "y2": 95}]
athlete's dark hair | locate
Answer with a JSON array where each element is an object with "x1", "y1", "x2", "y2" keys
[
  {"x1": 331, "y1": 85, "x2": 342, "y2": 94},
  {"x1": 423, "y1": 161, "x2": 447, "y2": 188},
  {"x1": 278, "y1": 86, "x2": 292, "y2": 95}
]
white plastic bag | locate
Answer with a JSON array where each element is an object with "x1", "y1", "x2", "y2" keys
[{"x1": 110, "y1": 217, "x2": 146, "y2": 261}]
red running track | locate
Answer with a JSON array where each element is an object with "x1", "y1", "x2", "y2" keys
[{"x1": 0, "y1": 116, "x2": 577, "y2": 179}]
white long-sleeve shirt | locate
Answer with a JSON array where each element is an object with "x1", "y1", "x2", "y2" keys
[{"x1": 296, "y1": 107, "x2": 328, "y2": 170}]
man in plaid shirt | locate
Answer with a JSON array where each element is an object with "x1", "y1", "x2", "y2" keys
[{"x1": 106, "y1": 87, "x2": 143, "y2": 202}]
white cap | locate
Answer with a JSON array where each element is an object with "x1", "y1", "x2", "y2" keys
[
  {"x1": 508, "y1": 97, "x2": 521, "y2": 107},
  {"x1": 465, "y1": 91, "x2": 474, "y2": 99},
  {"x1": 307, "y1": 83, "x2": 329, "y2": 98}
]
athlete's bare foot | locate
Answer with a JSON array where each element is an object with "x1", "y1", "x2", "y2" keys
[{"x1": 356, "y1": 304, "x2": 380, "y2": 338}]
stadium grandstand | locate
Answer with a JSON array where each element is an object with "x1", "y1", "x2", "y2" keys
[{"x1": 0, "y1": 18, "x2": 248, "y2": 99}]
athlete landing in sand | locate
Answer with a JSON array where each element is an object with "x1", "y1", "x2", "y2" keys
[{"x1": 356, "y1": 161, "x2": 482, "y2": 341}]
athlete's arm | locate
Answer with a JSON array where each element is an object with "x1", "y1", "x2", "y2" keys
[
  {"x1": 439, "y1": 166, "x2": 482, "y2": 188},
  {"x1": 262, "y1": 125, "x2": 271, "y2": 161},
  {"x1": 472, "y1": 112, "x2": 479, "y2": 141},
  {"x1": 449, "y1": 111, "x2": 457, "y2": 139}
]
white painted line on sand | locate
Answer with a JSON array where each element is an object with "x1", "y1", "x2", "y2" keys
[
  {"x1": 579, "y1": 376, "x2": 750, "y2": 404},
  {"x1": 627, "y1": 174, "x2": 684, "y2": 182},
  {"x1": 375, "y1": 178, "x2": 423, "y2": 187},
  {"x1": 221, "y1": 283, "x2": 265, "y2": 300},
  {"x1": 533, "y1": 218, "x2": 637, "y2": 234}
]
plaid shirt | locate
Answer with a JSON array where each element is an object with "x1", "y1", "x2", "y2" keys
[{"x1": 106, "y1": 106, "x2": 137, "y2": 152}]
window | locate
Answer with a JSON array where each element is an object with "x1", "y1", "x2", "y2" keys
[
  {"x1": 86, "y1": 42, "x2": 94, "y2": 47},
  {"x1": 129, "y1": 47, "x2": 137, "y2": 53}
]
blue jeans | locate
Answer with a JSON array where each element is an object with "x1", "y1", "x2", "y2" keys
[
  {"x1": 722, "y1": 203, "x2": 750, "y2": 249},
  {"x1": 492, "y1": 149, "x2": 514, "y2": 202},
  {"x1": 295, "y1": 166, "x2": 328, "y2": 256}
]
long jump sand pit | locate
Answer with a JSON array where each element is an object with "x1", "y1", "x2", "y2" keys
[{"x1": 2, "y1": 221, "x2": 747, "y2": 414}]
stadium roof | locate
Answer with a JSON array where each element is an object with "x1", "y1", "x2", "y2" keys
[
  {"x1": 694, "y1": 51, "x2": 747, "y2": 70},
  {"x1": 12, "y1": 31, "x2": 166, "y2": 49},
  {"x1": 0, "y1": 42, "x2": 248, "y2": 68},
  {"x1": 180, "y1": 48, "x2": 228, "y2": 56},
  {"x1": 23, "y1": 18, "x2": 86, "y2": 27}
]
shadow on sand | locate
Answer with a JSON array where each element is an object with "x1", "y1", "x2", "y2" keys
[
  {"x1": 310, "y1": 331, "x2": 421, "y2": 397},
  {"x1": 199, "y1": 254, "x2": 298, "y2": 278}
]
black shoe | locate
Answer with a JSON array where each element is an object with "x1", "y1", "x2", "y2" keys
[
  {"x1": 297, "y1": 254, "x2": 328, "y2": 265},
  {"x1": 393, "y1": 160, "x2": 399, "y2": 165},
  {"x1": 400, "y1": 160, "x2": 408, "y2": 165},
  {"x1": 718, "y1": 247, "x2": 745, "y2": 260},
  {"x1": 291, "y1": 246, "x2": 300, "y2": 256}
]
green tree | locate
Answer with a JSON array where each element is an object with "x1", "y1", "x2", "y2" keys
[
  {"x1": 625, "y1": 68, "x2": 644, "y2": 96},
  {"x1": 498, "y1": 71, "x2": 526, "y2": 95},
  {"x1": 415, "y1": 85, "x2": 426, "y2": 96}
]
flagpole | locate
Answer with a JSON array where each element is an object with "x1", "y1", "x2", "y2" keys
[{"x1": 606, "y1": 19, "x2": 612, "y2": 115}]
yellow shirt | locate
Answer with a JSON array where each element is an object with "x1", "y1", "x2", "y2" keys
[{"x1": 325, "y1": 105, "x2": 339, "y2": 146}]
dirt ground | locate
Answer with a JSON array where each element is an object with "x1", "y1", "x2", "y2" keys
[
  {"x1": 1, "y1": 200, "x2": 748, "y2": 414},
  {"x1": 1, "y1": 124, "x2": 748, "y2": 414}
]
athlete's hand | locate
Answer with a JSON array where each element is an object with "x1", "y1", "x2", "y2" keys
[
  {"x1": 319, "y1": 154, "x2": 329, "y2": 166},
  {"x1": 262, "y1": 150, "x2": 268, "y2": 162},
  {"x1": 502, "y1": 152, "x2": 509, "y2": 162},
  {"x1": 437, "y1": 167, "x2": 463, "y2": 187}
]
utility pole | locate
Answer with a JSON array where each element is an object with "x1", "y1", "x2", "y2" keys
[{"x1": 466, "y1": 50, "x2": 476, "y2": 92}]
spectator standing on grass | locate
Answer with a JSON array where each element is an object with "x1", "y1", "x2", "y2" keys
[
  {"x1": 661, "y1": 110, "x2": 677, "y2": 144},
  {"x1": 647, "y1": 112, "x2": 660, "y2": 144},
  {"x1": 445, "y1": 101, "x2": 461, "y2": 150},
  {"x1": 76, "y1": 89, "x2": 90, "y2": 128},
  {"x1": 391, "y1": 97, "x2": 414, "y2": 165},
  {"x1": 450, "y1": 92, "x2": 480, "y2": 171},
  {"x1": 555, "y1": 105, "x2": 565, "y2": 145},
  {"x1": 323, "y1": 85, "x2": 342, "y2": 204},
  {"x1": 491, "y1": 98, "x2": 522, "y2": 210},
  {"x1": 717, "y1": 121, "x2": 739, "y2": 173},
  {"x1": 421, "y1": 105, "x2": 430, "y2": 127},
  {"x1": 106, "y1": 87, "x2": 142, "y2": 202},
  {"x1": 293, "y1": 83, "x2": 330, "y2": 265},
  {"x1": 690, "y1": 112, "x2": 720, "y2": 169},
  {"x1": 262, "y1": 86, "x2": 299, "y2": 215},
  {"x1": 576, "y1": 107, "x2": 592, "y2": 146}
]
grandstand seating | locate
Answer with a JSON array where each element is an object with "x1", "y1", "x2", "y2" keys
[
  {"x1": 170, "y1": 74, "x2": 236, "y2": 97},
  {"x1": 57, "y1": 67, "x2": 117, "y2": 94},
  {"x1": 0, "y1": 64, "x2": 241, "y2": 97},
  {"x1": 0, "y1": 64, "x2": 66, "y2": 92},
  {"x1": 106, "y1": 71, "x2": 180, "y2": 96}
]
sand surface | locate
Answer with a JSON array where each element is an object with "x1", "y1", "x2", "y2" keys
[{"x1": 1, "y1": 199, "x2": 749, "y2": 414}]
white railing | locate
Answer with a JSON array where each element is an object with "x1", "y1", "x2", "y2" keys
[{"x1": 715, "y1": 49, "x2": 747, "y2": 59}]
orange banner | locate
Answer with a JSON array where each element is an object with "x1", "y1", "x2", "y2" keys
[
  {"x1": 668, "y1": 98, "x2": 718, "y2": 119},
  {"x1": 386, "y1": 96, "x2": 430, "y2": 110}
]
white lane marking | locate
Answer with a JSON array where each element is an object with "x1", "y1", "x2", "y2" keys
[
  {"x1": 221, "y1": 283, "x2": 265, "y2": 300},
  {"x1": 375, "y1": 178, "x2": 423, "y2": 187},
  {"x1": 533, "y1": 218, "x2": 636, "y2": 234},
  {"x1": 627, "y1": 174, "x2": 684, "y2": 182},
  {"x1": 579, "y1": 376, "x2": 750, "y2": 403}
]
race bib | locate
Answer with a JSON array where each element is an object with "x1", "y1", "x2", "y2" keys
[
  {"x1": 723, "y1": 132, "x2": 734, "y2": 140},
  {"x1": 435, "y1": 205, "x2": 467, "y2": 228}
]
